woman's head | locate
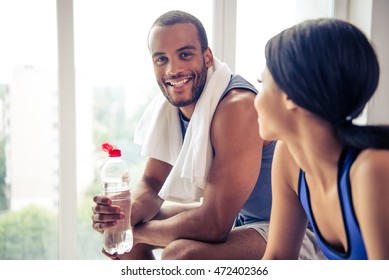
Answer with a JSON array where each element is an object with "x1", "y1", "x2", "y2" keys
[{"x1": 264, "y1": 18, "x2": 379, "y2": 126}]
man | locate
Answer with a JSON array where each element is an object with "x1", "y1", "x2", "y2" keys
[{"x1": 92, "y1": 10, "x2": 322, "y2": 260}]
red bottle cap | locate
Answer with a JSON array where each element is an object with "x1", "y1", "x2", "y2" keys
[{"x1": 101, "y1": 142, "x2": 121, "y2": 157}]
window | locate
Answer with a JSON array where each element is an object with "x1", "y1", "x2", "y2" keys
[
  {"x1": 0, "y1": 0, "x2": 59, "y2": 259},
  {"x1": 235, "y1": 0, "x2": 333, "y2": 87}
]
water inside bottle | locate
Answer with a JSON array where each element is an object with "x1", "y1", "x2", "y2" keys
[{"x1": 103, "y1": 185, "x2": 133, "y2": 254}]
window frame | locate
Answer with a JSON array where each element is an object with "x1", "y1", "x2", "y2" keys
[{"x1": 57, "y1": 0, "x2": 77, "y2": 259}]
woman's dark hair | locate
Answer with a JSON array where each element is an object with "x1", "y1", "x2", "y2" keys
[
  {"x1": 148, "y1": 10, "x2": 209, "y2": 53},
  {"x1": 265, "y1": 18, "x2": 389, "y2": 149}
]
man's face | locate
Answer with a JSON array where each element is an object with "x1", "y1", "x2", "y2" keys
[{"x1": 148, "y1": 23, "x2": 213, "y2": 108}]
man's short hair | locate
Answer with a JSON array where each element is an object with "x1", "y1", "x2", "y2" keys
[{"x1": 149, "y1": 10, "x2": 209, "y2": 52}]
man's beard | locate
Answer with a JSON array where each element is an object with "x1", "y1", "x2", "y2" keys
[{"x1": 158, "y1": 61, "x2": 208, "y2": 107}]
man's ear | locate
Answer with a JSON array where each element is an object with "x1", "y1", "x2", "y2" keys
[
  {"x1": 282, "y1": 93, "x2": 298, "y2": 111},
  {"x1": 204, "y1": 47, "x2": 214, "y2": 68}
]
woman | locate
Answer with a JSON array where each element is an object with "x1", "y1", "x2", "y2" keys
[{"x1": 255, "y1": 18, "x2": 389, "y2": 260}]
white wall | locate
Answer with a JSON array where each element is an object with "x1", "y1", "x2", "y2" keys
[
  {"x1": 368, "y1": 0, "x2": 389, "y2": 124},
  {"x1": 348, "y1": 0, "x2": 389, "y2": 124}
]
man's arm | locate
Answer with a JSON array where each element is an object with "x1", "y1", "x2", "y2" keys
[
  {"x1": 130, "y1": 158, "x2": 172, "y2": 225},
  {"x1": 133, "y1": 89, "x2": 265, "y2": 247}
]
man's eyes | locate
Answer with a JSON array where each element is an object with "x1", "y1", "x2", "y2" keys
[
  {"x1": 155, "y1": 57, "x2": 167, "y2": 64},
  {"x1": 154, "y1": 52, "x2": 193, "y2": 64},
  {"x1": 180, "y1": 52, "x2": 193, "y2": 59}
]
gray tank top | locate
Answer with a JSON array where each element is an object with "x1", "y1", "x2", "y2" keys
[{"x1": 180, "y1": 75, "x2": 275, "y2": 224}]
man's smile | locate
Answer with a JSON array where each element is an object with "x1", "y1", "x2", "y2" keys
[{"x1": 164, "y1": 76, "x2": 193, "y2": 88}]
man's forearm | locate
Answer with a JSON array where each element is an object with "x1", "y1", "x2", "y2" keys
[
  {"x1": 132, "y1": 206, "x2": 230, "y2": 248},
  {"x1": 130, "y1": 186, "x2": 164, "y2": 226}
]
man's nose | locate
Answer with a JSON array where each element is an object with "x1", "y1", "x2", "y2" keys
[{"x1": 166, "y1": 58, "x2": 184, "y2": 76}]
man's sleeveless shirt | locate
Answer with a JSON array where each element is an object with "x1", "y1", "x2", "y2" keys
[{"x1": 179, "y1": 74, "x2": 275, "y2": 223}]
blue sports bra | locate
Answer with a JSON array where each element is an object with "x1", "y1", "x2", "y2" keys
[{"x1": 299, "y1": 146, "x2": 367, "y2": 259}]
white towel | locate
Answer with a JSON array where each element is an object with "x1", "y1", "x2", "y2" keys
[{"x1": 133, "y1": 57, "x2": 232, "y2": 203}]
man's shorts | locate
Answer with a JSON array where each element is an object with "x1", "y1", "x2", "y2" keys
[{"x1": 236, "y1": 220, "x2": 326, "y2": 260}]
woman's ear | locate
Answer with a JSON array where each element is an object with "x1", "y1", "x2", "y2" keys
[{"x1": 282, "y1": 93, "x2": 298, "y2": 111}]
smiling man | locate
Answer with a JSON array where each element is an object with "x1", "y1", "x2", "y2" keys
[
  {"x1": 91, "y1": 10, "x2": 323, "y2": 260},
  {"x1": 151, "y1": 23, "x2": 208, "y2": 112}
]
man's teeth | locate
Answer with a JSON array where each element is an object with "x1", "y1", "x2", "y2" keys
[{"x1": 169, "y1": 78, "x2": 189, "y2": 87}]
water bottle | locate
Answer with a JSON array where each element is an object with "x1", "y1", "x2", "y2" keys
[{"x1": 101, "y1": 142, "x2": 133, "y2": 255}]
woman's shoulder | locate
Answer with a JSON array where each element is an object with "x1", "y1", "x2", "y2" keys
[
  {"x1": 350, "y1": 148, "x2": 389, "y2": 258},
  {"x1": 273, "y1": 141, "x2": 300, "y2": 192},
  {"x1": 353, "y1": 148, "x2": 389, "y2": 178},
  {"x1": 351, "y1": 148, "x2": 389, "y2": 206}
]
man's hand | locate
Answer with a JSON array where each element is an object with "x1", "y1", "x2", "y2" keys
[
  {"x1": 91, "y1": 194, "x2": 125, "y2": 233},
  {"x1": 102, "y1": 248, "x2": 121, "y2": 260}
]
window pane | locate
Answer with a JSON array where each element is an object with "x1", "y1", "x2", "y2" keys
[
  {"x1": 74, "y1": 0, "x2": 213, "y2": 259},
  {"x1": 236, "y1": 0, "x2": 332, "y2": 87},
  {"x1": 0, "y1": 0, "x2": 58, "y2": 259}
]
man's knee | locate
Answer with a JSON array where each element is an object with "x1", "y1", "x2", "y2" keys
[{"x1": 162, "y1": 239, "x2": 198, "y2": 260}]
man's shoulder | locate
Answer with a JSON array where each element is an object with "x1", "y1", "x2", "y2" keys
[
  {"x1": 225, "y1": 74, "x2": 258, "y2": 94},
  {"x1": 214, "y1": 78, "x2": 258, "y2": 123},
  {"x1": 219, "y1": 74, "x2": 258, "y2": 106},
  {"x1": 210, "y1": 74, "x2": 258, "y2": 126},
  {"x1": 218, "y1": 74, "x2": 258, "y2": 105}
]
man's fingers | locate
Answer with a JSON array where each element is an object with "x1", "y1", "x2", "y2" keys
[
  {"x1": 92, "y1": 220, "x2": 118, "y2": 232},
  {"x1": 91, "y1": 213, "x2": 124, "y2": 223},
  {"x1": 92, "y1": 204, "x2": 122, "y2": 215},
  {"x1": 93, "y1": 195, "x2": 112, "y2": 204},
  {"x1": 102, "y1": 248, "x2": 120, "y2": 260}
]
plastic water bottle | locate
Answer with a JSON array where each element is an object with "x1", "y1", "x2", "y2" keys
[{"x1": 101, "y1": 142, "x2": 133, "y2": 255}]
